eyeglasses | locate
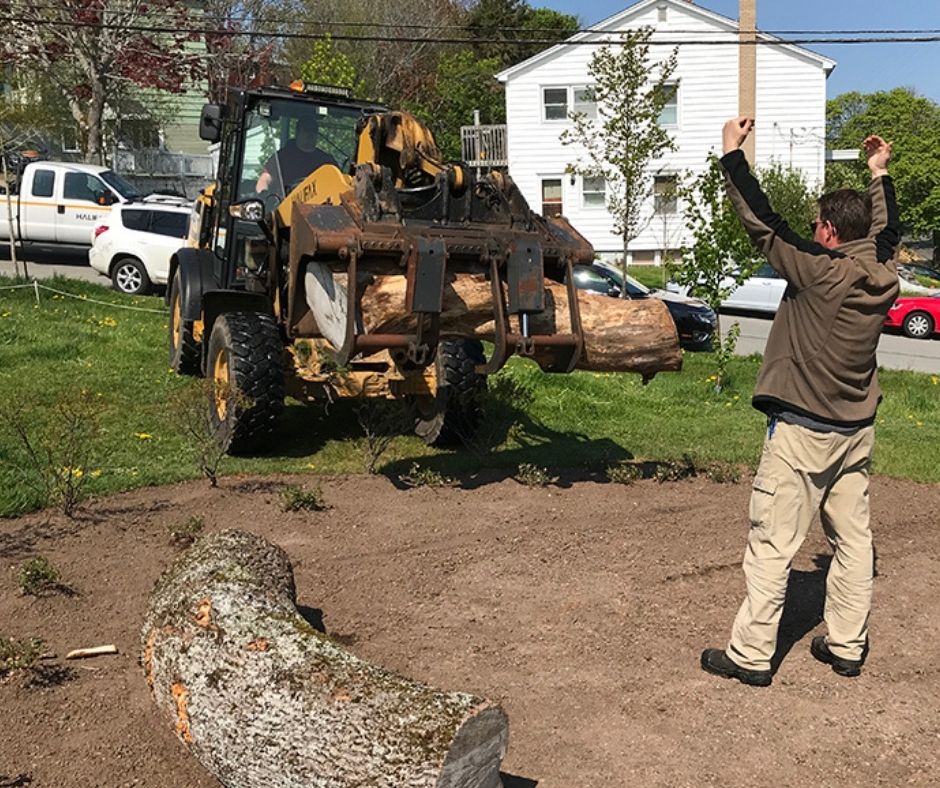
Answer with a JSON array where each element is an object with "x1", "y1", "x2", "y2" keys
[{"x1": 810, "y1": 219, "x2": 828, "y2": 234}]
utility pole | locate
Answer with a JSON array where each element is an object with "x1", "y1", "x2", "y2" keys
[{"x1": 739, "y1": 0, "x2": 757, "y2": 164}]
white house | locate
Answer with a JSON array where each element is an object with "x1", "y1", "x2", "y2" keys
[{"x1": 495, "y1": 0, "x2": 836, "y2": 266}]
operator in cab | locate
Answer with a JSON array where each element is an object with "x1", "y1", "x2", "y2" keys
[{"x1": 254, "y1": 115, "x2": 338, "y2": 194}]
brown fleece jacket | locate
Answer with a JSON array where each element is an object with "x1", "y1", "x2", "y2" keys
[{"x1": 721, "y1": 150, "x2": 900, "y2": 427}]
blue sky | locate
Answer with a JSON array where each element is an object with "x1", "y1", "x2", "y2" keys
[{"x1": 541, "y1": 0, "x2": 940, "y2": 102}]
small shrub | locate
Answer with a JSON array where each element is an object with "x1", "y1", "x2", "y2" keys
[
  {"x1": 17, "y1": 556, "x2": 61, "y2": 596},
  {"x1": 167, "y1": 515, "x2": 205, "y2": 546},
  {"x1": 400, "y1": 463, "x2": 453, "y2": 489},
  {"x1": 0, "y1": 392, "x2": 104, "y2": 516},
  {"x1": 654, "y1": 455, "x2": 697, "y2": 483},
  {"x1": 608, "y1": 462, "x2": 641, "y2": 485},
  {"x1": 170, "y1": 379, "x2": 253, "y2": 488},
  {"x1": 700, "y1": 461, "x2": 742, "y2": 484},
  {"x1": 457, "y1": 373, "x2": 535, "y2": 460},
  {"x1": 0, "y1": 636, "x2": 45, "y2": 678},
  {"x1": 516, "y1": 463, "x2": 557, "y2": 487},
  {"x1": 280, "y1": 484, "x2": 327, "y2": 512},
  {"x1": 353, "y1": 399, "x2": 408, "y2": 475}
]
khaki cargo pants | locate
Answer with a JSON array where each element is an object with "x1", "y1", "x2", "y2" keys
[{"x1": 727, "y1": 420, "x2": 875, "y2": 671}]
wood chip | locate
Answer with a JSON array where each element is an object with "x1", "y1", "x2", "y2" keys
[{"x1": 65, "y1": 644, "x2": 119, "y2": 660}]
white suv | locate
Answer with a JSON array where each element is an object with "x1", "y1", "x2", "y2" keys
[{"x1": 89, "y1": 198, "x2": 192, "y2": 295}]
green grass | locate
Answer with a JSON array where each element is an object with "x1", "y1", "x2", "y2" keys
[
  {"x1": 1, "y1": 274, "x2": 938, "y2": 516},
  {"x1": 626, "y1": 264, "x2": 669, "y2": 289}
]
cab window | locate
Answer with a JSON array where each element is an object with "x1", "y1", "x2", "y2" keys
[
  {"x1": 31, "y1": 169, "x2": 55, "y2": 198},
  {"x1": 64, "y1": 172, "x2": 110, "y2": 204}
]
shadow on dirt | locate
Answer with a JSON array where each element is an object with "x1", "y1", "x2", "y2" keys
[
  {"x1": 500, "y1": 774, "x2": 538, "y2": 787},
  {"x1": 772, "y1": 554, "x2": 830, "y2": 671}
]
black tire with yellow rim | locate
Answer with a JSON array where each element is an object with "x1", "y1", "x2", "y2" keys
[
  {"x1": 168, "y1": 272, "x2": 202, "y2": 375},
  {"x1": 207, "y1": 311, "x2": 285, "y2": 455}
]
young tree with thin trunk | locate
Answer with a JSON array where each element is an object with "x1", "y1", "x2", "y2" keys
[{"x1": 561, "y1": 26, "x2": 678, "y2": 292}]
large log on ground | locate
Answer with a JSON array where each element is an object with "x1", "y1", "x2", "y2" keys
[
  {"x1": 141, "y1": 529, "x2": 508, "y2": 788},
  {"x1": 306, "y1": 267, "x2": 682, "y2": 375}
]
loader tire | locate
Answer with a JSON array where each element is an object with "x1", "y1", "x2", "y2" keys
[
  {"x1": 168, "y1": 273, "x2": 201, "y2": 376},
  {"x1": 413, "y1": 339, "x2": 486, "y2": 448},
  {"x1": 207, "y1": 312, "x2": 285, "y2": 455}
]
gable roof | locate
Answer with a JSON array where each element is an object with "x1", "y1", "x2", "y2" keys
[{"x1": 495, "y1": 0, "x2": 836, "y2": 82}]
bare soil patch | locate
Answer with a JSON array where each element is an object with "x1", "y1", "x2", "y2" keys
[{"x1": 2, "y1": 472, "x2": 939, "y2": 787}]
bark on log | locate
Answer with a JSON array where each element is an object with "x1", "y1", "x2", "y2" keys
[
  {"x1": 361, "y1": 274, "x2": 681, "y2": 375},
  {"x1": 305, "y1": 266, "x2": 682, "y2": 376},
  {"x1": 141, "y1": 530, "x2": 509, "y2": 788}
]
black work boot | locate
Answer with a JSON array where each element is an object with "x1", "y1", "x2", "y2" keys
[
  {"x1": 810, "y1": 636, "x2": 864, "y2": 677},
  {"x1": 700, "y1": 648, "x2": 772, "y2": 687}
]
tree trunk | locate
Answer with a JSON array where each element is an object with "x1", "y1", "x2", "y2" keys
[
  {"x1": 141, "y1": 529, "x2": 509, "y2": 788},
  {"x1": 356, "y1": 273, "x2": 682, "y2": 376}
]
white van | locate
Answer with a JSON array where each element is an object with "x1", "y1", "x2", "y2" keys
[{"x1": 0, "y1": 161, "x2": 143, "y2": 248}]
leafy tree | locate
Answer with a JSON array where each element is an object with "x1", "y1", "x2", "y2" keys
[
  {"x1": 299, "y1": 35, "x2": 366, "y2": 95},
  {"x1": 0, "y1": 0, "x2": 200, "y2": 163},
  {"x1": 560, "y1": 26, "x2": 678, "y2": 290},
  {"x1": 674, "y1": 155, "x2": 817, "y2": 390},
  {"x1": 826, "y1": 88, "x2": 940, "y2": 239},
  {"x1": 287, "y1": 0, "x2": 465, "y2": 107},
  {"x1": 407, "y1": 49, "x2": 505, "y2": 160},
  {"x1": 201, "y1": 0, "x2": 289, "y2": 103},
  {"x1": 466, "y1": 0, "x2": 579, "y2": 68}
]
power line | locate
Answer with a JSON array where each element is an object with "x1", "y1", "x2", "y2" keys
[
  {"x1": 7, "y1": 3, "x2": 940, "y2": 37},
  {"x1": 3, "y1": 14, "x2": 940, "y2": 46}
]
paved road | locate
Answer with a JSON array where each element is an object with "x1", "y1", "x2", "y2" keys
[
  {"x1": 3, "y1": 251, "x2": 938, "y2": 374},
  {"x1": 720, "y1": 310, "x2": 940, "y2": 374},
  {"x1": 0, "y1": 248, "x2": 106, "y2": 286}
]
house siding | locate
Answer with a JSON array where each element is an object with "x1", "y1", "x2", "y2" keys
[{"x1": 500, "y1": 0, "x2": 833, "y2": 264}]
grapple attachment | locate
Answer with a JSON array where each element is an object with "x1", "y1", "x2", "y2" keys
[{"x1": 283, "y1": 113, "x2": 594, "y2": 375}]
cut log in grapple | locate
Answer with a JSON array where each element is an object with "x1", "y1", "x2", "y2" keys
[{"x1": 283, "y1": 111, "x2": 593, "y2": 376}]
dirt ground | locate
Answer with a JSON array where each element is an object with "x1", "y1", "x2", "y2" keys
[{"x1": 1, "y1": 470, "x2": 939, "y2": 788}]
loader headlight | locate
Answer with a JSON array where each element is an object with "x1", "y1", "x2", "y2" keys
[{"x1": 229, "y1": 199, "x2": 266, "y2": 223}]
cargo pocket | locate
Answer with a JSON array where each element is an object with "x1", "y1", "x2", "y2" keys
[{"x1": 749, "y1": 475, "x2": 778, "y2": 529}]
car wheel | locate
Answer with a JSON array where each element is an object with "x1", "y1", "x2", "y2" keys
[
  {"x1": 207, "y1": 312, "x2": 285, "y2": 455},
  {"x1": 111, "y1": 257, "x2": 152, "y2": 295},
  {"x1": 902, "y1": 311, "x2": 934, "y2": 339}
]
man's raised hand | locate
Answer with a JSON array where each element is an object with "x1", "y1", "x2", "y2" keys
[
  {"x1": 722, "y1": 116, "x2": 755, "y2": 154},
  {"x1": 863, "y1": 135, "x2": 892, "y2": 177}
]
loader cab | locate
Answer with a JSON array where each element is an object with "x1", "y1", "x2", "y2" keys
[{"x1": 199, "y1": 84, "x2": 385, "y2": 290}]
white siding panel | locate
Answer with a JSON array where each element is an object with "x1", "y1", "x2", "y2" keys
[{"x1": 503, "y1": 0, "x2": 832, "y2": 259}]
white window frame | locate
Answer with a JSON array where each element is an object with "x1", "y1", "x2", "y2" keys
[
  {"x1": 573, "y1": 85, "x2": 597, "y2": 119},
  {"x1": 657, "y1": 82, "x2": 679, "y2": 128},
  {"x1": 541, "y1": 87, "x2": 570, "y2": 122},
  {"x1": 653, "y1": 173, "x2": 678, "y2": 215},
  {"x1": 540, "y1": 175, "x2": 564, "y2": 217},
  {"x1": 581, "y1": 175, "x2": 606, "y2": 209}
]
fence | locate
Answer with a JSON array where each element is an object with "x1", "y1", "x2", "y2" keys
[
  {"x1": 459, "y1": 124, "x2": 508, "y2": 169},
  {"x1": 112, "y1": 148, "x2": 213, "y2": 199}
]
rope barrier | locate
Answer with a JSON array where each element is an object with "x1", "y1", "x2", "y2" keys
[{"x1": 0, "y1": 280, "x2": 167, "y2": 314}]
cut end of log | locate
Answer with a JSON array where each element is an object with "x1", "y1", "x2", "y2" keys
[{"x1": 142, "y1": 529, "x2": 511, "y2": 787}]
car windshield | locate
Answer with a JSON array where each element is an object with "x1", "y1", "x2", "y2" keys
[
  {"x1": 100, "y1": 170, "x2": 142, "y2": 201},
  {"x1": 237, "y1": 97, "x2": 367, "y2": 201},
  {"x1": 597, "y1": 266, "x2": 652, "y2": 298}
]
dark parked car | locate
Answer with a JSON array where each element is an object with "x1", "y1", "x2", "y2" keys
[{"x1": 571, "y1": 263, "x2": 717, "y2": 350}]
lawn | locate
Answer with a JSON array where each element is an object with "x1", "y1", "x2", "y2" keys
[{"x1": 1, "y1": 275, "x2": 937, "y2": 516}]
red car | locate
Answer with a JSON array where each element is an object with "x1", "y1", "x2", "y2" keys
[{"x1": 884, "y1": 294, "x2": 940, "y2": 339}]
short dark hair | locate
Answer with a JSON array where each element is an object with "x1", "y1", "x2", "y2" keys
[{"x1": 818, "y1": 189, "x2": 872, "y2": 242}]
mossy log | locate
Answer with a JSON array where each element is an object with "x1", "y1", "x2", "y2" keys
[
  {"x1": 307, "y1": 267, "x2": 682, "y2": 376},
  {"x1": 141, "y1": 530, "x2": 508, "y2": 788}
]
